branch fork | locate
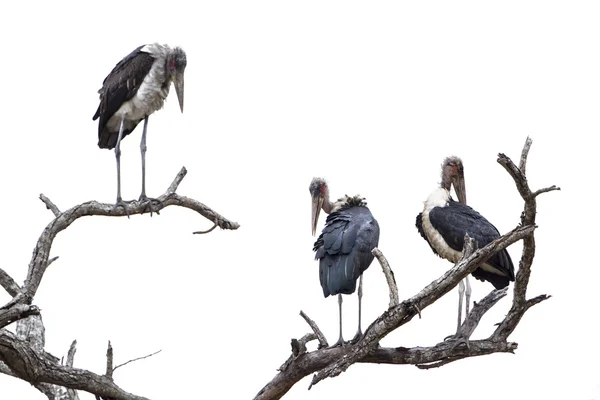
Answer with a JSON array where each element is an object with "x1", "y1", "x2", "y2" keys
[
  {"x1": 254, "y1": 137, "x2": 558, "y2": 400},
  {"x1": 0, "y1": 167, "x2": 239, "y2": 400}
]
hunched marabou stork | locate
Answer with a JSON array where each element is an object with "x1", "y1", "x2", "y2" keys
[
  {"x1": 416, "y1": 156, "x2": 515, "y2": 333},
  {"x1": 310, "y1": 178, "x2": 380, "y2": 346},
  {"x1": 93, "y1": 43, "x2": 187, "y2": 212}
]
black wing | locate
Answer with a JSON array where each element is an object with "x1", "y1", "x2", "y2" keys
[
  {"x1": 93, "y1": 45, "x2": 155, "y2": 149},
  {"x1": 313, "y1": 207, "x2": 380, "y2": 297},
  {"x1": 429, "y1": 200, "x2": 515, "y2": 288}
]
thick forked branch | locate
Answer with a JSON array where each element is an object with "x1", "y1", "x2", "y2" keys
[
  {"x1": 255, "y1": 138, "x2": 557, "y2": 400},
  {"x1": 18, "y1": 166, "x2": 239, "y2": 304},
  {"x1": 0, "y1": 331, "x2": 149, "y2": 400},
  {"x1": 0, "y1": 166, "x2": 240, "y2": 399}
]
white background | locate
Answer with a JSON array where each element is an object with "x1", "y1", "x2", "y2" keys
[{"x1": 0, "y1": 1, "x2": 597, "y2": 399}]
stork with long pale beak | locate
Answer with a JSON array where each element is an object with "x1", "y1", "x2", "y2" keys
[
  {"x1": 93, "y1": 43, "x2": 186, "y2": 213},
  {"x1": 310, "y1": 178, "x2": 380, "y2": 346},
  {"x1": 416, "y1": 157, "x2": 515, "y2": 336}
]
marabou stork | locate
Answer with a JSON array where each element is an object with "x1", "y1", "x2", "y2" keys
[
  {"x1": 416, "y1": 156, "x2": 515, "y2": 334},
  {"x1": 310, "y1": 178, "x2": 380, "y2": 346},
  {"x1": 93, "y1": 43, "x2": 187, "y2": 212}
]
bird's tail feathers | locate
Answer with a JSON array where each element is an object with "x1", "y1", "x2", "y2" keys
[{"x1": 319, "y1": 250, "x2": 360, "y2": 297}]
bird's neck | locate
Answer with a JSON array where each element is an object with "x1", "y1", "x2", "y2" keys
[{"x1": 322, "y1": 195, "x2": 334, "y2": 214}]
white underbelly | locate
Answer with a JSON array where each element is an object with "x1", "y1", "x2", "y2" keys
[
  {"x1": 106, "y1": 77, "x2": 169, "y2": 131},
  {"x1": 422, "y1": 208, "x2": 462, "y2": 263},
  {"x1": 422, "y1": 207, "x2": 504, "y2": 276}
]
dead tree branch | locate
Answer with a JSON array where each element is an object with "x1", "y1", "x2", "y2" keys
[
  {"x1": 0, "y1": 166, "x2": 239, "y2": 399},
  {"x1": 299, "y1": 311, "x2": 328, "y2": 349},
  {"x1": 113, "y1": 349, "x2": 162, "y2": 373},
  {"x1": 372, "y1": 248, "x2": 399, "y2": 308},
  {"x1": 254, "y1": 138, "x2": 557, "y2": 400}
]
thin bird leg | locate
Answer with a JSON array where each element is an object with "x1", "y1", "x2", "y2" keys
[
  {"x1": 139, "y1": 116, "x2": 149, "y2": 200},
  {"x1": 331, "y1": 294, "x2": 345, "y2": 347},
  {"x1": 351, "y1": 274, "x2": 364, "y2": 343},
  {"x1": 444, "y1": 278, "x2": 469, "y2": 348},
  {"x1": 464, "y1": 275, "x2": 472, "y2": 317},
  {"x1": 114, "y1": 118, "x2": 131, "y2": 216},
  {"x1": 138, "y1": 116, "x2": 160, "y2": 215},
  {"x1": 456, "y1": 279, "x2": 465, "y2": 331}
]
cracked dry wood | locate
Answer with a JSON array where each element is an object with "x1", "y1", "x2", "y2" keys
[
  {"x1": 0, "y1": 166, "x2": 240, "y2": 399},
  {"x1": 254, "y1": 138, "x2": 557, "y2": 400}
]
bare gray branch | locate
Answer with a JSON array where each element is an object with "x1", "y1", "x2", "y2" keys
[
  {"x1": 113, "y1": 349, "x2": 162, "y2": 373},
  {"x1": 0, "y1": 331, "x2": 150, "y2": 400},
  {"x1": 372, "y1": 248, "x2": 399, "y2": 308},
  {"x1": 40, "y1": 194, "x2": 61, "y2": 217},
  {"x1": 0, "y1": 268, "x2": 20, "y2": 297},
  {"x1": 255, "y1": 138, "x2": 558, "y2": 399},
  {"x1": 299, "y1": 311, "x2": 328, "y2": 349}
]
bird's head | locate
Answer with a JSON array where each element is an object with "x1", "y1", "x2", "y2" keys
[
  {"x1": 441, "y1": 156, "x2": 466, "y2": 204},
  {"x1": 309, "y1": 177, "x2": 329, "y2": 236},
  {"x1": 167, "y1": 47, "x2": 187, "y2": 113}
]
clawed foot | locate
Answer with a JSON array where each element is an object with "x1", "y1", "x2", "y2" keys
[
  {"x1": 138, "y1": 195, "x2": 161, "y2": 216},
  {"x1": 114, "y1": 198, "x2": 134, "y2": 218},
  {"x1": 329, "y1": 337, "x2": 347, "y2": 348},
  {"x1": 444, "y1": 333, "x2": 470, "y2": 350},
  {"x1": 349, "y1": 330, "x2": 363, "y2": 345}
]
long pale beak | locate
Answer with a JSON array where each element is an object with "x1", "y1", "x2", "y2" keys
[
  {"x1": 453, "y1": 174, "x2": 467, "y2": 205},
  {"x1": 174, "y1": 72, "x2": 185, "y2": 112},
  {"x1": 311, "y1": 196, "x2": 324, "y2": 236}
]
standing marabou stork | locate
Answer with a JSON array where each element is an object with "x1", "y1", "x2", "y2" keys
[
  {"x1": 93, "y1": 43, "x2": 187, "y2": 212},
  {"x1": 310, "y1": 178, "x2": 380, "y2": 346},
  {"x1": 416, "y1": 156, "x2": 515, "y2": 335}
]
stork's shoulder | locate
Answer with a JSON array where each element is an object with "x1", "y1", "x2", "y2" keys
[
  {"x1": 430, "y1": 200, "x2": 502, "y2": 238},
  {"x1": 98, "y1": 45, "x2": 156, "y2": 94}
]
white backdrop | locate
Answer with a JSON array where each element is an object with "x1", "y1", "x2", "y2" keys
[{"x1": 0, "y1": 1, "x2": 597, "y2": 399}]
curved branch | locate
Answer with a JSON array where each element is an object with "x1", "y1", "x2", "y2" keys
[
  {"x1": 255, "y1": 138, "x2": 559, "y2": 399},
  {"x1": 1, "y1": 166, "x2": 240, "y2": 399},
  {"x1": 372, "y1": 248, "x2": 399, "y2": 308},
  {"x1": 19, "y1": 166, "x2": 239, "y2": 304},
  {"x1": 0, "y1": 331, "x2": 149, "y2": 400}
]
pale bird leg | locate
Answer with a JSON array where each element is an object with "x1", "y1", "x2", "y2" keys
[
  {"x1": 114, "y1": 118, "x2": 131, "y2": 217},
  {"x1": 351, "y1": 274, "x2": 364, "y2": 343},
  {"x1": 138, "y1": 116, "x2": 160, "y2": 216},
  {"x1": 330, "y1": 294, "x2": 345, "y2": 347}
]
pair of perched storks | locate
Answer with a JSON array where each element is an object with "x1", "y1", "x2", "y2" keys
[
  {"x1": 309, "y1": 157, "x2": 514, "y2": 346},
  {"x1": 94, "y1": 44, "x2": 514, "y2": 347}
]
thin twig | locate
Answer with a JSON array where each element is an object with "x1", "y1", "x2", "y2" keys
[
  {"x1": 39, "y1": 194, "x2": 61, "y2": 217},
  {"x1": 519, "y1": 136, "x2": 532, "y2": 175},
  {"x1": 372, "y1": 248, "x2": 399, "y2": 308},
  {"x1": 532, "y1": 185, "x2": 561, "y2": 198},
  {"x1": 167, "y1": 166, "x2": 188, "y2": 194},
  {"x1": 193, "y1": 223, "x2": 217, "y2": 235},
  {"x1": 113, "y1": 349, "x2": 162, "y2": 373},
  {"x1": 299, "y1": 311, "x2": 328, "y2": 348}
]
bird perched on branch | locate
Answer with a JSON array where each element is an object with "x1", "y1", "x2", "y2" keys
[
  {"x1": 416, "y1": 156, "x2": 515, "y2": 337},
  {"x1": 93, "y1": 43, "x2": 187, "y2": 214},
  {"x1": 310, "y1": 177, "x2": 380, "y2": 346}
]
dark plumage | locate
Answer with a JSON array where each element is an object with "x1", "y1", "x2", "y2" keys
[
  {"x1": 416, "y1": 200, "x2": 515, "y2": 289},
  {"x1": 93, "y1": 45, "x2": 155, "y2": 149},
  {"x1": 314, "y1": 205, "x2": 380, "y2": 297}
]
